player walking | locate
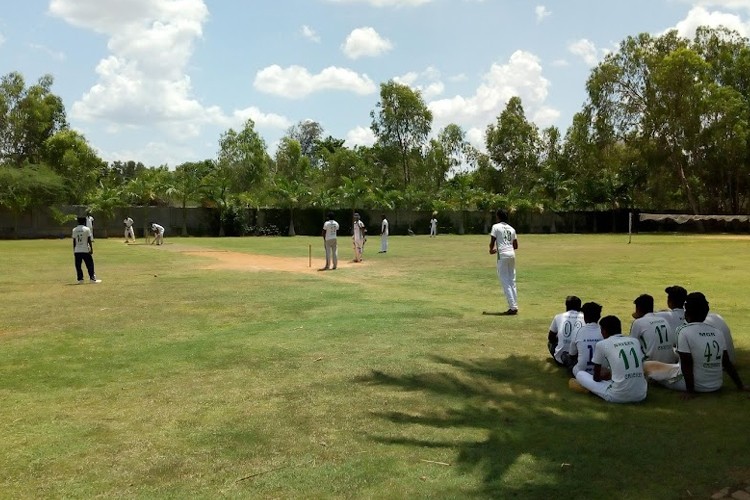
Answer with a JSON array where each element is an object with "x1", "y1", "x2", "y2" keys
[
  {"x1": 352, "y1": 213, "x2": 366, "y2": 262},
  {"x1": 489, "y1": 209, "x2": 518, "y2": 315},
  {"x1": 72, "y1": 216, "x2": 101, "y2": 284}
]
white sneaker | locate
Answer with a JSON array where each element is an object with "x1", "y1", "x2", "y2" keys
[
  {"x1": 90, "y1": 279, "x2": 102, "y2": 283},
  {"x1": 77, "y1": 280, "x2": 85, "y2": 284}
]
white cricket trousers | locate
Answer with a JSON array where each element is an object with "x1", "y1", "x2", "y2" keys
[
  {"x1": 496, "y1": 256, "x2": 517, "y2": 310},
  {"x1": 125, "y1": 227, "x2": 135, "y2": 241},
  {"x1": 324, "y1": 238, "x2": 338, "y2": 269},
  {"x1": 380, "y1": 234, "x2": 388, "y2": 252}
]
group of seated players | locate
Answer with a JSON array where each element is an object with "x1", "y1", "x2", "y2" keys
[{"x1": 547, "y1": 285, "x2": 745, "y2": 403}]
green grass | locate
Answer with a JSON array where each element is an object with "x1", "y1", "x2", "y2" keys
[{"x1": 1, "y1": 234, "x2": 748, "y2": 499}]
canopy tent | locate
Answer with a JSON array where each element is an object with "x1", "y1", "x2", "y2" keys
[{"x1": 639, "y1": 213, "x2": 750, "y2": 223}]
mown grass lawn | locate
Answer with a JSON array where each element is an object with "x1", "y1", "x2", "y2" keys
[{"x1": 1, "y1": 233, "x2": 748, "y2": 499}]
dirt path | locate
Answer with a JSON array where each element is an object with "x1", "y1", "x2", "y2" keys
[{"x1": 171, "y1": 246, "x2": 368, "y2": 273}]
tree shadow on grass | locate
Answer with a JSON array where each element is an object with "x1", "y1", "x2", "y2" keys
[{"x1": 356, "y1": 354, "x2": 682, "y2": 499}]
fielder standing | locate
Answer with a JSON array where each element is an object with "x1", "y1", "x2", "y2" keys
[
  {"x1": 489, "y1": 209, "x2": 518, "y2": 315},
  {"x1": 321, "y1": 212, "x2": 339, "y2": 271},
  {"x1": 379, "y1": 214, "x2": 389, "y2": 253},
  {"x1": 72, "y1": 216, "x2": 101, "y2": 284},
  {"x1": 352, "y1": 212, "x2": 366, "y2": 262},
  {"x1": 124, "y1": 216, "x2": 135, "y2": 243}
]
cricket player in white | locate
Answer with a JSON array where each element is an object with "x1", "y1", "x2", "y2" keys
[
  {"x1": 629, "y1": 294, "x2": 677, "y2": 363},
  {"x1": 655, "y1": 285, "x2": 687, "y2": 337},
  {"x1": 489, "y1": 209, "x2": 518, "y2": 315},
  {"x1": 124, "y1": 216, "x2": 135, "y2": 243},
  {"x1": 352, "y1": 213, "x2": 366, "y2": 262},
  {"x1": 548, "y1": 296, "x2": 583, "y2": 364},
  {"x1": 151, "y1": 223, "x2": 165, "y2": 245},
  {"x1": 429, "y1": 216, "x2": 438, "y2": 237},
  {"x1": 379, "y1": 214, "x2": 389, "y2": 253},
  {"x1": 567, "y1": 302, "x2": 603, "y2": 376},
  {"x1": 72, "y1": 216, "x2": 101, "y2": 283},
  {"x1": 575, "y1": 315, "x2": 648, "y2": 403},
  {"x1": 86, "y1": 212, "x2": 94, "y2": 241},
  {"x1": 644, "y1": 292, "x2": 746, "y2": 394},
  {"x1": 321, "y1": 212, "x2": 339, "y2": 271},
  {"x1": 704, "y1": 312, "x2": 736, "y2": 365}
]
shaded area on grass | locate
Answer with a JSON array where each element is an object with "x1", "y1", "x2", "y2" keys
[{"x1": 358, "y1": 354, "x2": 750, "y2": 499}]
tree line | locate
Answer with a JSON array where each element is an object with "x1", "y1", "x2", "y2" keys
[{"x1": 1, "y1": 26, "x2": 748, "y2": 237}]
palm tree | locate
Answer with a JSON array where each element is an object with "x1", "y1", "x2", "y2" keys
[
  {"x1": 86, "y1": 181, "x2": 124, "y2": 238},
  {"x1": 272, "y1": 177, "x2": 311, "y2": 236}
]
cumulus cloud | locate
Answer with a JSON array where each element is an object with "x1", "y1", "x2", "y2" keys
[
  {"x1": 326, "y1": 0, "x2": 432, "y2": 6},
  {"x1": 393, "y1": 66, "x2": 445, "y2": 99},
  {"x1": 345, "y1": 126, "x2": 376, "y2": 147},
  {"x1": 254, "y1": 65, "x2": 377, "y2": 98},
  {"x1": 48, "y1": 0, "x2": 288, "y2": 152},
  {"x1": 568, "y1": 38, "x2": 602, "y2": 66},
  {"x1": 535, "y1": 5, "x2": 551, "y2": 23},
  {"x1": 428, "y1": 50, "x2": 559, "y2": 149},
  {"x1": 301, "y1": 25, "x2": 321, "y2": 43},
  {"x1": 671, "y1": 6, "x2": 749, "y2": 37},
  {"x1": 342, "y1": 27, "x2": 393, "y2": 59},
  {"x1": 683, "y1": 0, "x2": 750, "y2": 10}
]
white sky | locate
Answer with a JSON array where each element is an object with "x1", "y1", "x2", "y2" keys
[{"x1": 2, "y1": 0, "x2": 750, "y2": 167}]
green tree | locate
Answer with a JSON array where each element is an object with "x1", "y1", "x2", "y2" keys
[
  {"x1": 86, "y1": 181, "x2": 125, "y2": 238},
  {"x1": 370, "y1": 80, "x2": 432, "y2": 187},
  {"x1": 43, "y1": 129, "x2": 105, "y2": 203},
  {"x1": 485, "y1": 97, "x2": 540, "y2": 198},
  {"x1": 0, "y1": 163, "x2": 66, "y2": 236},
  {"x1": 171, "y1": 160, "x2": 213, "y2": 236},
  {"x1": 0, "y1": 72, "x2": 67, "y2": 166}
]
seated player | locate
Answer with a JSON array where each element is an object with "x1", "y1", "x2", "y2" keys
[
  {"x1": 548, "y1": 296, "x2": 584, "y2": 366},
  {"x1": 655, "y1": 285, "x2": 687, "y2": 337},
  {"x1": 573, "y1": 315, "x2": 648, "y2": 403},
  {"x1": 704, "y1": 312, "x2": 737, "y2": 366},
  {"x1": 629, "y1": 294, "x2": 677, "y2": 363},
  {"x1": 567, "y1": 302, "x2": 603, "y2": 376},
  {"x1": 644, "y1": 292, "x2": 746, "y2": 395}
]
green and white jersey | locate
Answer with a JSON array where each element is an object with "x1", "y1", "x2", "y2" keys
[
  {"x1": 704, "y1": 313, "x2": 736, "y2": 365},
  {"x1": 549, "y1": 310, "x2": 584, "y2": 363},
  {"x1": 568, "y1": 323, "x2": 603, "y2": 375},
  {"x1": 490, "y1": 222, "x2": 516, "y2": 258},
  {"x1": 656, "y1": 308, "x2": 685, "y2": 338},
  {"x1": 592, "y1": 335, "x2": 647, "y2": 402},
  {"x1": 72, "y1": 225, "x2": 92, "y2": 253},
  {"x1": 676, "y1": 322, "x2": 726, "y2": 393},
  {"x1": 630, "y1": 312, "x2": 677, "y2": 363}
]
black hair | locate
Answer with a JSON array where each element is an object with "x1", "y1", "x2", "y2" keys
[
  {"x1": 326, "y1": 212, "x2": 335, "y2": 220},
  {"x1": 684, "y1": 292, "x2": 709, "y2": 322},
  {"x1": 599, "y1": 315, "x2": 622, "y2": 335},
  {"x1": 496, "y1": 209, "x2": 508, "y2": 222},
  {"x1": 665, "y1": 285, "x2": 688, "y2": 306},
  {"x1": 633, "y1": 294, "x2": 654, "y2": 314},
  {"x1": 77, "y1": 216, "x2": 86, "y2": 225},
  {"x1": 565, "y1": 295, "x2": 582, "y2": 312},
  {"x1": 581, "y1": 302, "x2": 603, "y2": 323}
]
